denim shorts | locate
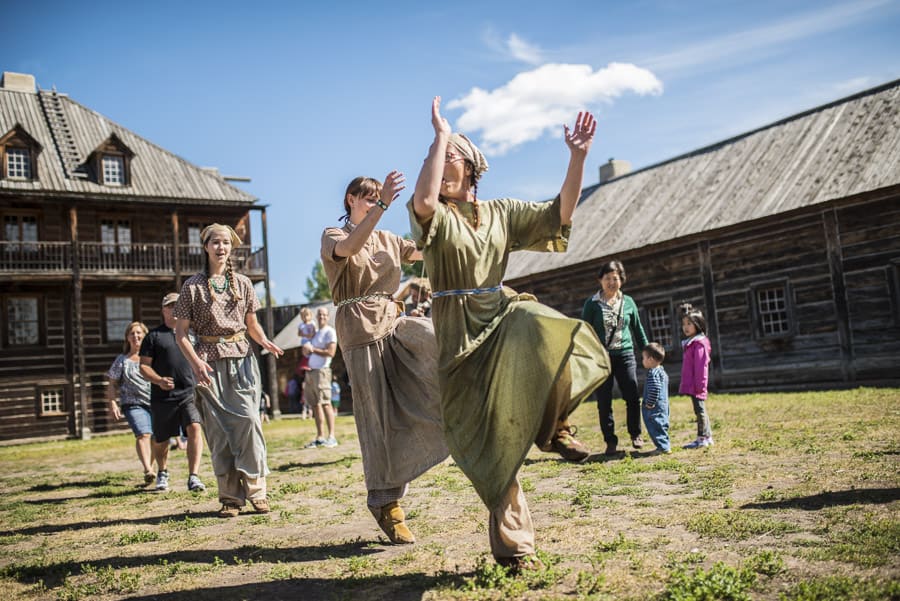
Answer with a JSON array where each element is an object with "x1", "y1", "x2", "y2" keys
[{"x1": 123, "y1": 404, "x2": 153, "y2": 437}]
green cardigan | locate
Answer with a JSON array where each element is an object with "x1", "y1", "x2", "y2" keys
[{"x1": 581, "y1": 293, "x2": 649, "y2": 356}]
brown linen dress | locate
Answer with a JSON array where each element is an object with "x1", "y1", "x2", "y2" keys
[{"x1": 321, "y1": 223, "x2": 448, "y2": 492}]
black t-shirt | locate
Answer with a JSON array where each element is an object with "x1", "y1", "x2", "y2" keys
[{"x1": 139, "y1": 324, "x2": 195, "y2": 403}]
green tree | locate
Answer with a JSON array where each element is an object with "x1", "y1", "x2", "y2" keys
[{"x1": 305, "y1": 260, "x2": 331, "y2": 302}]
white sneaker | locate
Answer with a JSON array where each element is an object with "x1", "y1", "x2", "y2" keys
[
  {"x1": 323, "y1": 437, "x2": 338, "y2": 448},
  {"x1": 304, "y1": 438, "x2": 325, "y2": 449},
  {"x1": 699, "y1": 436, "x2": 714, "y2": 447}
]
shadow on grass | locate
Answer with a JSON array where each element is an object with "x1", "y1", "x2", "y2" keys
[
  {"x1": 22, "y1": 486, "x2": 148, "y2": 505},
  {"x1": 120, "y1": 571, "x2": 470, "y2": 601},
  {"x1": 0, "y1": 508, "x2": 223, "y2": 537},
  {"x1": 741, "y1": 487, "x2": 900, "y2": 510},
  {"x1": 274, "y1": 459, "x2": 353, "y2": 471},
  {"x1": 3, "y1": 540, "x2": 401, "y2": 589},
  {"x1": 27, "y1": 479, "x2": 133, "y2": 492}
]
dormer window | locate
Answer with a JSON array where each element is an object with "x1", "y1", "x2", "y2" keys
[
  {"x1": 0, "y1": 124, "x2": 42, "y2": 181},
  {"x1": 7, "y1": 148, "x2": 32, "y2": 179},
  {"x1": 89, "y1": 133, "x2": 133, "y2": 186},
  {"x1": 102, "y1": 155, "x2": 125, "y2": 185}
]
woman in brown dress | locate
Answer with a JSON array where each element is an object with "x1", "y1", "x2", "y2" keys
[
  {"x1": 174, "y1": 224, "x2": 283, "y2": 518},
  {"x1": 321, "y1": 171, "x2": 448, "y2": 544}
]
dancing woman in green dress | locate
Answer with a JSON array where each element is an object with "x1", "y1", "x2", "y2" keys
[{"x1": 409, "y1": 97, "x2": 611, "y2": 570}]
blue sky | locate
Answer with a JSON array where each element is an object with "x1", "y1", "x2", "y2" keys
[{"x1": 7, "y1": 0, "x2": 900, "y2": 305}]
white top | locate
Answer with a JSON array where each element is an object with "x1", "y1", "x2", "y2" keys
[{"x1": 308, "y1": 325, "x2": 337, "y2": 370}]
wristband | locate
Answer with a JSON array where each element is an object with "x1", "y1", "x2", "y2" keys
[{"x1": 375, "y1": 199, "x2": 389, "y2": 211}]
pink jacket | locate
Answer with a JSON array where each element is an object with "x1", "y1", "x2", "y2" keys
[{"x1": 679, "y1": 335, "x2": 711, "y2": 399}]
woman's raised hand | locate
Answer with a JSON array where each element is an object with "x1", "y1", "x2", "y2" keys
[
  {"x1": 564, "y1": 111, "x2": 597, "y2": 157},
  {"x1": 432, "y1": 96, "x2": 451, "y2": 137},
  {"x1": 381, "y1": 170, "x2": 407, "y2": 207}
]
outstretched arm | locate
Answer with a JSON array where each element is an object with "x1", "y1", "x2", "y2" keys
[
  {"x1": 412, "y1": 97, "x2": 452, "y2": 222},
  {"x1": 334, "y1": 171, "x2": 406, "y2": 258},
  {"x1": 559, "y1": 111, "x2": 597, "y2": 225}
]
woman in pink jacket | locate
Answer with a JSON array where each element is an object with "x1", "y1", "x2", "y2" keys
[{"x1": 679, "y1": 306, "x2": 713, "y2": 449}]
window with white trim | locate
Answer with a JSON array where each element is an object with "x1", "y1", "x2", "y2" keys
[
  {"x1": 102, "y1": 155, "x2": 124, "y2": 185},
  {"x1": 105, "y1": 296, "x2": 133, "y2": 342},
  {"x1": 7, "y1": 297, "x2": 39, "y2": 345},
  {"x1": 40, "y1": 389, "x2": 65, "y2": 414},
  {"x1": 756, "y1": 285, "x2": 790, "y2": 336},
  {"x1": 6, "y1": 148, "x2": 32, "y2": 179},
  {"x1": 645, "y1": 303, "x2": 673, "y2": 349}
]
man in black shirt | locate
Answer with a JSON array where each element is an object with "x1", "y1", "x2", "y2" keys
[{"x1": 140, "y1": 293, "x2": 206, "y2": 492}]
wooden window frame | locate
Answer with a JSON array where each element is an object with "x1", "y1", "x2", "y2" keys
[
  {"x1": 2, "y1": 295, "x2": 44, "y2": 348},
  {"x1": 103, "y1": 295, "x2": 134, "y2": 344},
  {"x1": 89, "y1": 133, "x2": 133, "y2": 187},
  {"x1": 640, "y1": 298, "x2": 676, "y2": 353},
  {"x1": 37, "y1": 386, "x2": 68, "y2": 417},
  {"x1": 0, "y1": 124, "x2": 41, "y2": 181},
  {"x1": 3, "y1": 211, "x2": 41, "y2": 252},
  {"x1": 99, "y1": 217, "x2": 132, "y2": 255},
  {"x1": 749, "y1": 279, "x2": 796, "y2": 340}
]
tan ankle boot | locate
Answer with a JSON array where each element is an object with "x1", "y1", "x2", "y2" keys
[{"x1": 368, "y1": 501, "x2": 415, "y2": 544}]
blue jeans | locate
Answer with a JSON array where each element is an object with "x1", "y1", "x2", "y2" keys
[
  {"x1": 641, "y1": 398, "x2": 670, "y2": 452},
  {"x1": 595, "y1": 352, "x2": 641, "y2": 446}
]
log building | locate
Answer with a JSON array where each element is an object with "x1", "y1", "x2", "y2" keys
[
  {"x1": 0, "y1": 72, "x2": 274, "y2": 442},
  {"x1": 506, "y1": 80, "x2": 900, "y2": 391}
]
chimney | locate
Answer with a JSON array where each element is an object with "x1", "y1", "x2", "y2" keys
[
  {"x1": 599, "y1": 158, "x2": 631, "y2": 183},
  {"x1": 1, "y1": 72, "x2": 37, "y2": 94}
]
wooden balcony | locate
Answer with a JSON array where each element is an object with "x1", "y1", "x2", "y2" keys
[{"x1": 0, "y1": 241, "x2": 266, "y2": 279}]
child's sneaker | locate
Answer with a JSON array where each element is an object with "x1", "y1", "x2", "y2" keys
[
  {"x1": 304, "y1": 437, "x2": 325, "y2": 449},
  {"x1": 155, "y1": 470, "x2": 170, "y2": 491},
  {"x1": 323, "y1": 436, "x2": 338, "y2": 448},
  {"x1": 699, "y1": 436, "x2": 714, "y2": 447}
]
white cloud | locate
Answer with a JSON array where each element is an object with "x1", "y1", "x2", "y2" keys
[
  {"x1": 447, "y1": 62, "x2": 663, "y2": 155},
  {"x1": 506, "y1": 33, "x2": 543, "y2": 65}
]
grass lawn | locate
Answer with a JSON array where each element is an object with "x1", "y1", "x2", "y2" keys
[{"x1": 0, "y1": 387, "x2": 898, "y2": 600}]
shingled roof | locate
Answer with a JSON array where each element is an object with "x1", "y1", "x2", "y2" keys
[
  {"x1": 506, "y1": 79, "x2": 900, "y2": 280},
  {"x1": 0, "y1": 74, "x2": 256, "y2": 205}
]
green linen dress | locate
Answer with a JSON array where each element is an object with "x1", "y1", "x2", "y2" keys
[{"x1": 408, "y1": 196, "x2": 610, "y2": 509}]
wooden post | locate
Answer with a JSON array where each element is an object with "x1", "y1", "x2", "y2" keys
[
  {"x1": 172, "y1": 210, "x2": 182, "y2": 291},
  {"x1": 259, "y1": 207, "x2": 280, "y2": 418},
  {"x1": 70, "y1": 206, "x2": 91, "y2": 440},
  {"x1": 699, "y1": 241, "x2": 722, "y2": 388},
  {"x1": 823, "y1": 208, "x2": 854, "y2": 383}
]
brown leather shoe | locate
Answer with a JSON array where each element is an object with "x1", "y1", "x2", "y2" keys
[
  {"x1": 369, "y1": 501, "x2": 415, "y2": 544},
  {"x1": 547, "y1": 425, "x2": 591, "y2": 462},
  {"x1": 218, "y1": 503, "x2": 240, "y2": 518},
  {"x1": 250, "y1": 498, "x2": 270, "y2": 513}
]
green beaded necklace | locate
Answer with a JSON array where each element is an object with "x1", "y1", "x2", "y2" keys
[{"x1": 208, "y1": 274, "x2": 229, "y2": 294}]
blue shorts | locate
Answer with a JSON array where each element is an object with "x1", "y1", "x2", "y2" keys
[{"x1": 123, "y1": 404, "x2": 153, "y2": 437}]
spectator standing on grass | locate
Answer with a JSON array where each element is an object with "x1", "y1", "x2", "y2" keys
[
  {"x1": 321, "y1": 173, "x2": 448, "y2": 545},
  {"x1": 581, "y1": 260, "x2": 650, "y2": 456},
  {"x1": 139, "y1": 293, "x2": 205, "y2": 493},
  {"x1": 106, "y1": 321, "x2": 155, "y2": 485},
  {"x1": 680, "y1": 305, "x2": 714, "y2": 449},
  {"x1": 174, "y1": 223, "x2": 284, "y2": 518},
  {"x1": 640, "y1": 342, "x2": 670, "y2": 454},
  {"x1": 302, "y1": 307, "x2": 339, "y2": 448}
]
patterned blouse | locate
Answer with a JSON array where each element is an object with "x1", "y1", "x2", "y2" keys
[
  {"x1": 106, "y1": 354, "x2": 151, "y2": 407},
  {"x1": 174, "y1": 272, "x2": 260, "y2": 363}
]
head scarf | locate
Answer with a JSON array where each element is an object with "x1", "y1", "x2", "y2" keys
[
  {"x1": 449, "y1": 133, "x2": 489, "y2": 181},
  {"x1": 201, "y1": 223, "x2": 242, "y2": 246}
]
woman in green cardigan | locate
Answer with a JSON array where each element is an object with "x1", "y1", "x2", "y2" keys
[{"x1": 582, "y1": 260, "x2": 649, "y2": 455}]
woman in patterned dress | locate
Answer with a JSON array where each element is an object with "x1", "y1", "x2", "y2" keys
[
  {"x1": 174, "y1": 224, "x2": 283, "y2": 518},
  {"x1": 409, "y1": 97, "x2": 611, "y2": 571},
  {"x1": 320, "y1": 171, "x2": 448, "y2": 544}
]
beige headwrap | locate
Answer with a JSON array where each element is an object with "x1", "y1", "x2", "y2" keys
[
  {"x1": 449, "y1": 133, "x2": 489, "y2": 181},
  {"x1": 201, "y1": 223, "x2": 242, "y2": 246}
]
